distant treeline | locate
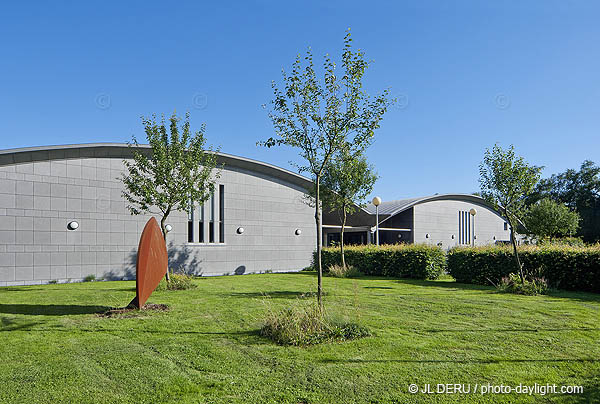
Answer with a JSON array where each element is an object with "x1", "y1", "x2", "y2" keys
[{"x1": 525, "y1": 160, "x2": 600, "y2": 243}]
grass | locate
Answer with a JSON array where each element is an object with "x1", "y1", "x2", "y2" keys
[{"x1": 0, "y1": 272, "x2": 598, "y2": 403}]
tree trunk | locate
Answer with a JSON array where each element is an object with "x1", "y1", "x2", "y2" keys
[
  {"x1": 160, "y1": 214, "x2": 171, "y2": 282},
  {"x1": 506, "y1": 212, "x2": 524, "y2": 282},
  {"x1": 340, "y1": 207, "x2": 347, "y2": 269},
  {"x1": 315, "y1": 176, "x2": 323, "y2": 310}
]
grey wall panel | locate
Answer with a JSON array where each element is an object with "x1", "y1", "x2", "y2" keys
[
  {"x1": 413, "y1": 200, "x2": 509, "y2": 250},
  {"x1": 0, "y1": 148, "x2": 317, "y2": 286}
]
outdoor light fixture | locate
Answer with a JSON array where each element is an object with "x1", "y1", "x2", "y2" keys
[
  {"x1": 451, "y1": 234, "x2": 455, "y2": 239},
  {"x1": 398, "y1": 233, "x2": 402, "y2": 239},
  {"x1": 425, "y1": 233, "x2": 430, "y2": 238},
  {"x1": 372, "y1": 196, "x2": 382, "y2": 246},
  {"x1": 165, "y1": 224, "x2": 173, "y2": 233},
  {"x1": 237, "y1": 227, "x2": 245, "y2": 234},
  {"x1": 295, "y1": 229, "x2": 302, "y2": 236},
  {"x1": 469, "y1": 208, "x2": 477, "y2": 246},
  {"x1": 67, "y1": 221, "x2": 79, "y2": 230}
]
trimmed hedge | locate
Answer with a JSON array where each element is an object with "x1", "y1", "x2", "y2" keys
[
  {"x1": 447, "y1": 245, "x2": 600, "y2": 293},
  {"x1": 314, "y1": 244, "x2": 446, "y2": 280}
]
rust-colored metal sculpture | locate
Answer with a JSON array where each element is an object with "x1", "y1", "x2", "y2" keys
[{"x1": 128, "y1": 217, "x2": 168, "y2": 308}]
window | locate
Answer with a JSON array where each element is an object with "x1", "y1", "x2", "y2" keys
[
  {"x1": 504, "y1": 222, "x2": 508, "y2": 231},
  {"x1": 187, "y1": 198, "x2": 194, "y2": 242},
  {"x1": 219, "y1": 184, "x2": 225, "y2": 243},
  {"x1": 458, "y1": 211, "x2": 471, "y2": 245},
  {"x1": 209, "y1": 192, "x2": 215, "y2": 243},
  {"x1": 199, "y1": 202, "x2": 205, "y2": 243}
]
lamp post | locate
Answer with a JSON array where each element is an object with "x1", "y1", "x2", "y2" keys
[
  {"x1": 372, "y1": 196, "x2": 382, "y2": 246},
  {"x1": 469, "y1": 208, "x2": 477, "y2": 246}
]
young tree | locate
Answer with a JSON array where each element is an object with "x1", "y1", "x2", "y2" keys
[
  {"x1": 121, "y1": 112, "x2": 220, "y2": 280},
  {"x1": 259, "y1": 31, "x2": 392, "y2": 307},
  {"x1": 524, "y1": 198, "x2": 580, "y2": 241},
  {"x1": 479, "y1": 144, "x2": 542, "y2": 282},
  {"x1": 319, "y1": 148, "x2": 378, "y2": 268}
]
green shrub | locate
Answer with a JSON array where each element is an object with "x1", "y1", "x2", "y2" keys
[
  {"x1": 260, "y1": 299, "x2": 370, "y2": 346},
  {"x1": 83, "y1": 274, "x2": 96, "y2": 282},
  {"x1": 447, "y1": 244, "x2": 600, "y2": 293},
  {"x1": 326, "y1": 264, "x2": 363, "y2": 278},
  {"x1": 537, "y1": 237, "x2": 585, "y2": 247},
  {"x1": 156, "y1": 273, "x2": 197, "y2": 291},
  {"x1": 496, "y1": 273, "x2": 549, "y2": 295},
  {"x1": 316, "y1": 244, "x2": 446, "y2": 280}
]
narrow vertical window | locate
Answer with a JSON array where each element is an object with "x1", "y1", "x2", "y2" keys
[
  {"x1": 219, "y1": 184, "x2": 225, "y2": 243},
  {"x1": 209, "y1": 192, "x2": 215, "y2": 243},
  {"x1": 199, "y1": 203, "x2": 205, "y2": 242},
  {"x1": 187, "y1": 199, "x2": 194, "y2": 243}
]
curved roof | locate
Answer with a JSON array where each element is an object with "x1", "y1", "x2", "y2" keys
[
  {"x1": 0, "y1": 142, "x2": 313, "y2": 189},
  {"x1": 366, "y1": 194, "x2": 506, "y2": 223}
]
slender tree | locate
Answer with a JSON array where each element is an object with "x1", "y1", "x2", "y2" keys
[
  {"x1": 259, "y1": 31, "x2": 392, "y2": 307},
  {"x1": 319, "y1": 148, "x2": 378, "y2": 268},
  {"x1": 479, "y1": 144, "x2": 542, "y2": 282},
  {"x1": 524, "y1": 198, "x2": 580, "y2": 241},
  {"x1": 121, "y1": 112, "x2": 220, "y2": 280}
]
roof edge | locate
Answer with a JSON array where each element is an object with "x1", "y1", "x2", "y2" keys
[{"x1": 0, "y1": 142, "x2": 314, "y2": 189}]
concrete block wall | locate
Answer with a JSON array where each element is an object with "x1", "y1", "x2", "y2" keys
[
  {"x1": 412, "y1": 200, "x2": 510, "y2": 250},
  {"x1": 0, "y1": 145, "x2": 317, "y2": 286}
]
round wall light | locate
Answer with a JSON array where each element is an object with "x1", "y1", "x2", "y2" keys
[
  {"x1": 67, "y1": 221, "x2": 79, "y2": 230},
  {"x1": 425, "y1": 233, "x2": 430, "y2": 238},
  {"x1": 165, "y1": 224, "x2": 173, "y2": 233},
  {"x1": 451, "y1": 234, "x2": 455, "y2": 239},
  {"x1": 469, "y1": 208, "x2": 477, "y2": 216},
  {"x1": 398, "y1": 233, "x2": 402, "y2": 239},
  {"x1": 295, "y1": 229, "x2": 302, "y2": 236},
  {"x1": 237, "y1": 227, "x2": 245, "y2": 234}
]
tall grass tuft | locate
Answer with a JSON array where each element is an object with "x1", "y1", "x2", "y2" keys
[
  {"x1": 260, "y1": 299, "x2": 370, "y2": 346},
  {"x1": 326, "y1": 264, "x2": 363, "y2": 278},
  {"x1": 496, "y1": 273, "x2": 549, "y2": 296},
  {"x1": 156, "y1": 273, "x2": 197, "y2": 291}
]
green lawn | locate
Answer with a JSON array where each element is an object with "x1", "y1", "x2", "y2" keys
[{"x1": 0, "y1": 273, "x2": 599, "y2": 404}]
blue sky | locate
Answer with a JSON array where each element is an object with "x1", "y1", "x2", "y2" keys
[{"x1": 0, "y1": 1, "x2": 598, "y2": 201}]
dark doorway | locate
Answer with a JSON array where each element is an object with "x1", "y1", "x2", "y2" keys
[{"x1": 327, "y1": 231, "x2": 367, "y2": 246}]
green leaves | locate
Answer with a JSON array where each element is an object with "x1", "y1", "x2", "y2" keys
[
  {"x1": 121, "y1": 112, "x2": 220, "y2": 227},
  {"x1": 259, "y1": 30, "x2": 393, "y2": 179},
  {"x1": 479, "y1": 143, "x2": 542, "y2": 224},
  {"x1": 318, "y1": 148, "x2": 378, "y2": 217},
  {"x1": 524, "y1": 198, "x2": 581, "y2": 240}
]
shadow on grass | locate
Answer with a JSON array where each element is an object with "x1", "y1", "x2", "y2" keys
[
  {"x1": 226, "y1": 291, "x2": 317, "y2": 299},
  {"x1": 423, "y1": 327, "x2": 600, "y2": 333},
  {"x1": 396, "y1": 278, "x2": 495, "y2": 291},
  {"x1": 321, "y1": 358, "x2": 600, "y2": 364},
  {"x1": 0, "y1": 304, "x2": 111, "y2": 316},
  {"x1": 1, "y1": 321, "x2": 261, "y2": 338}
]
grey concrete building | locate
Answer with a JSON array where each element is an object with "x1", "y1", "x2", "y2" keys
[
  {"x1": 323, "y1": 194, "x2": 511, "y2": 249},
  {"x1": 0, "y1": 143, "x2": 512, "y2": 286},
  {"x1": 0, "y1": 143, "x2": 317, "y2": 286}
]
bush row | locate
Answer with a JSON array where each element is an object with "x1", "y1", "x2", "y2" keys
[
  {"x1": 314, "y1": 244, "x2": 446, "y2": 280},
  {"x1": 447, "y1": 245, "x2": 600, "y2": 293}
]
